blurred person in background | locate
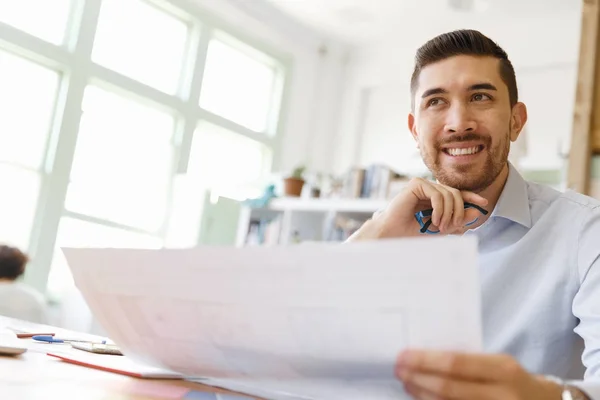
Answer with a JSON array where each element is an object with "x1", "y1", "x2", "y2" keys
[{"x1": 0, "y1": 244, "x2": 48, "y2": 323}]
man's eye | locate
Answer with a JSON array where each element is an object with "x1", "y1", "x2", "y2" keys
[
  {"x1": 428, "y1": 98, "x2": 443, "y2": 107},
  {"x1": 472, "y1": 93, "x2": 491, "y2": 101}
]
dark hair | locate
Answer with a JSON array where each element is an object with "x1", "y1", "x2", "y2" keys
[
  {"x1": 410, "y1": 29, "x2": 518, "y2": 109},
  {"x1": 0, "y1": 245, "x2": 29, "y2": 280}
]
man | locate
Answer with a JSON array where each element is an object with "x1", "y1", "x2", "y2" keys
[{"x1": 349, "y1": 30, "x2": 600, "y2": 399}]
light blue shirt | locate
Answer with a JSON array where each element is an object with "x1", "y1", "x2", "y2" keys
[{"x1": 464, "y1": 162, "x2": 600, "y2": 398}]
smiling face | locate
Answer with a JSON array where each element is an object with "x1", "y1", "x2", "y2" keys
[{"x1": 408, "y1": 55, "x2": 527, "y2": 192}]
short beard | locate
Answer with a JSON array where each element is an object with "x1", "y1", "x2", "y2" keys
[{"x1": 422, "y1": 131, "x2": 510, "y2": 193}]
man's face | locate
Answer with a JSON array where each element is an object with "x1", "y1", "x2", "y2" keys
[{"x1": 408, "y1": 55, "x2": 526, "y2": 192}]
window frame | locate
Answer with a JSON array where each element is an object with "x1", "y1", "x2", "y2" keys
[{"x1": 0, "y1": 0, "x2": 291, "y2": 294}]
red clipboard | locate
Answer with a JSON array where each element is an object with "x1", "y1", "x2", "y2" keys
[{"x1": 47, "y1": 351, "x2": 184, "y2": 379}]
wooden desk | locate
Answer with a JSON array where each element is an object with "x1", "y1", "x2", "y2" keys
[{"x1": 0, "y1": 316, "x2": 256, "y2": 399}]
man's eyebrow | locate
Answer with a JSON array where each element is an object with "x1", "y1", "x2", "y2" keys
[
  {"x1": 421, "y1": 87, "x2": 448, "y2": 98},
  {"x1": 468, "y1": 83, "x2": 497, "y2": 91},
  {"x1": 420, "y1": 83, "x2": 497, "y2": 99}
]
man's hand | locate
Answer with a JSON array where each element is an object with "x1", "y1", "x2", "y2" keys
[
  {"x1": 395, "y1": 350, "x2": 563, "y2": 400},
  {"x1": 347, "y1": 178, "x2": 488, "y2": 241}
]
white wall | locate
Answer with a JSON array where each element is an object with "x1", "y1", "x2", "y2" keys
[
  {"x1": 190, "y1": 0, "x2": 349, "y2": 175},
  {"x1": 333, "y1": 9, "x2": 582, "y2": 176}
]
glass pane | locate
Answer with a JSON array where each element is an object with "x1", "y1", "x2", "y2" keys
[
  {"x1": 47, "y1": 217, "x2": 162, "y2": 296},
  {"x1": 187, "y1": 121, "x2": 271, "y2": 200},
  {"x1": 0, "y1": 0, "x2": 72, "y2": 45},
  {"x1": 0, "y1": 163, "x2": 41, "y2": 249},
  {"x1": 92, "y1": 0, "x2": 189, "y2": 94},
  {"x1": 163, "y1": 174, "x2": 206, "y2": 248},
  {"x1": 65, "y1": 85, "x2": 175, "y2": 231},
  {"x1": 0, "y1": 49, "x2": 60, "y2": 169},
  {"x1": 200, "y1": 38, "x2": 279, "y2": 133}
]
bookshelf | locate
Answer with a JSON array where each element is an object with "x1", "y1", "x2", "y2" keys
[
  {"x1": 235, "y1": 163, "x2": 410, "y2": 246},
  {"x1": 235, "y1": 197, "x2": 390, "y2": 246}
]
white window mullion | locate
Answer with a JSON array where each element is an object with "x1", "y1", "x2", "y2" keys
[
  {"x1": 196, "y1": 107, "x2": 276, "y2": 148},
  {"x1": 0, "y1": 21, "x2": 73, "y2": 67},
  {"x1": 89, "y1": 63, "x2": 187, "y2": 113},
  {"x1": 24, "y1": 0, "x2": 103, "y2": 294},
  {"x1": 175, "y1": 23, "x2": 211, "y2": 175},
  {"x1": 160, "y1": 23, "x2": 209, "y2": 244},
  {"x1": 63, "y1": 210, "x2": 155, "y2": 237},
  {"x1": 267, "y1": 63, "x2": 292, "y2": 173}
]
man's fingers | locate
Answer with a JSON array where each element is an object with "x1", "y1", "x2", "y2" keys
[
  {"x1": 403, "y1": 382, "x2": 443, "y2": 400},
  {"x1": 398, "y1": 371, "x2": 500, "y2": 400},
  {"x1": 446, "y1": 187, "x2": 465, "y2": 227},
  {"x1": 460, "y1": 191, "x2": 489, "y2": 209},
  {"x1": 397, "y1": 350, "x2": 519, "y2": 382},
  {"x1": 408, "y1": 179, "x2": 489, "y2": 232},
  {"x1": 416, "y1": 183, "x2": 444, "y2": 227},
  {"x1": 414, "y1": 181, "x2": 452, "y2": 229},
  {"x1": 437, "y1": 186, "x2": 455, "y2": 233}
]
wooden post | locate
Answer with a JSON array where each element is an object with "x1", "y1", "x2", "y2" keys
[{"x1": 567, "y1": 0, "x2": 600, "y2": 194}]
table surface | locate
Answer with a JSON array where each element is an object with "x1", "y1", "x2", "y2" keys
[{"x1": 0, "y1": 316, "x2": 258, "y2": 400}]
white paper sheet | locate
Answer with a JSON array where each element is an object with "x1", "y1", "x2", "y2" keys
[{"x1": 62, "y1": 235, "x2": 482, "y2": 400}]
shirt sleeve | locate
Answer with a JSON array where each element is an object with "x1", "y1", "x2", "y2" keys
[
  {"x1": 571, "y1": 382, "x2": 600, "y2": 400},
  {"x1": 570, "y1": 205, "x2": 600, "y2": 398}
]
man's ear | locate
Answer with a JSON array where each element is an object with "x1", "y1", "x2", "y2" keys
[
  {"x1": 408, "y1": 113, "x2": 419, "y2": 147},
  {"x1": 510, "y1": 102, "x2": 528, "y2": 142}
]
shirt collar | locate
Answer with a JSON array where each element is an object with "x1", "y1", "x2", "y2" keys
[{"x1": 489, "y1": 162, "x2": 532, "y2": 229}]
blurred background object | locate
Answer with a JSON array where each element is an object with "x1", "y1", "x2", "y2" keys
[{"x1": 0, "y1": 244, "x2": 48, "y2": 323}]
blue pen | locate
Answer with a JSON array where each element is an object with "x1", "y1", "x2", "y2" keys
[{"x1": 32, "y1": 335, "x2": 106, "y2": 344}]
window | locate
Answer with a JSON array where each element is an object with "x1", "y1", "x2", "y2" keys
[
  {"x1": 92, "y1": 0, "x2": 190, "y2": 94},
  {"x1": 187, "y1": 121, "x2": 272, "y2": 200},
  {"x1": 0, "y1": 49, "x2": 61, "y2": 169},
  {"x1": 0, "y1": 0, "x2": 288, "y2": 300},
  {"x1": 0, "y1": 0, "x2": 73, "y2": 45},
  {"x1": 65, "y1": 85, "x2": 175, "y2": 232},
  {"x1": 0, "y1": 49, "x2": 60, "y2": 249},
  {"x1": 0, "y1": 164, "x2": 41, "y2": 249},
  {"x1": 200, "y1": 36, "x2": 282, "y2": 133},
  {"x1": 163, "y1": 174, "x2": 207, "y2": 248}
]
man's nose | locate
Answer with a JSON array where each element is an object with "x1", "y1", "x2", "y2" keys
[{"x1": 444, "y1": 104, "x2": 477, "y2": 133}]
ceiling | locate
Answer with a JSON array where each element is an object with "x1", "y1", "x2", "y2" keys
[{"x1": 264, "y1": 0, "x2": 581, "y2": 47}]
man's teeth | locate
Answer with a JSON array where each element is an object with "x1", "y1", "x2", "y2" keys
[{"x1": 446, "y1": 146, "x2": 481, "y2": 156}]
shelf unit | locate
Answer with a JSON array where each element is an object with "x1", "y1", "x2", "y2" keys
[{"x1": 235, "y1": 197, "x2": 389, "y2": 246}]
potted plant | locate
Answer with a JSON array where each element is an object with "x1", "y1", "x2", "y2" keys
[{"x1": 283, "y1": 165, "x2": 306, "y2": 197}]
